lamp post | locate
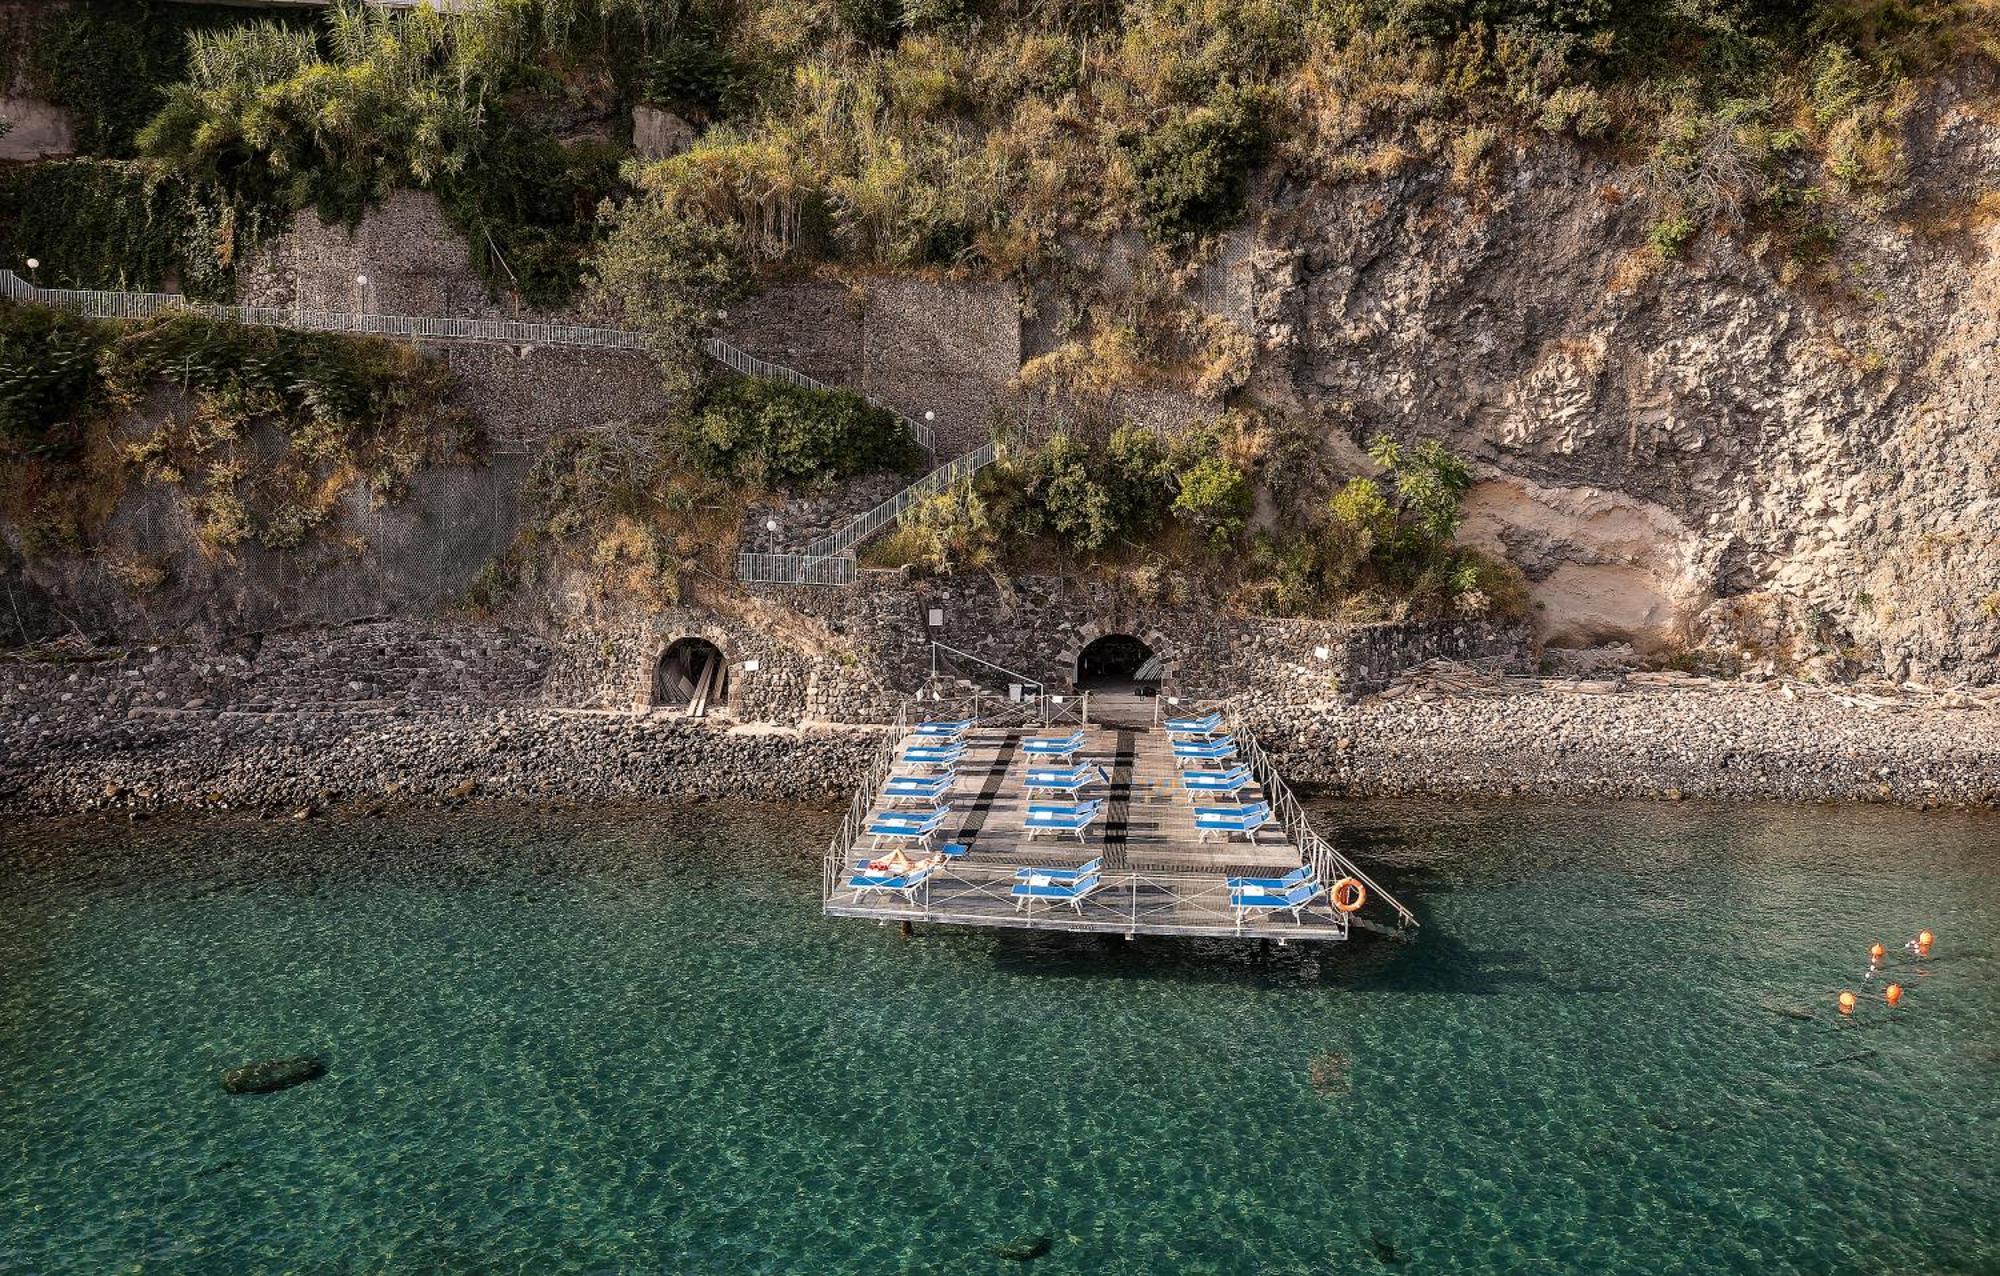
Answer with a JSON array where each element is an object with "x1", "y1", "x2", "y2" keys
[
  {"x1": 354, "y1": 273, "x2": 370, "y2": 319},
  {"x1": 765, "y1": 517, "x2": 780, "y2": 554},
  {"x1": 24, "y1": 257, "x2": 39, "y2": 287}
]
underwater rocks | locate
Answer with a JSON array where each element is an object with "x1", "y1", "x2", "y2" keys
[
  {"x1": 221, "y1": 1056, "x2": 326, "y2": 1095},
  {"x1": 993, "y1": 1234, "x2": 1052, "y2": 1262}
]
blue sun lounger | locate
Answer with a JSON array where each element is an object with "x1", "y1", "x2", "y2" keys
[
  {"x1": 1164, "y1": 709, "x2": 1223, "y2": 737},
  {"x1": 1023, "y1": 800, "x2": 1102, "y2": 842},
  {"x1": 1024, "y1": 764, "x2": 1110, "y2": 799},
  {"x1": 854, "y1": 842, "x2": 967, "y2": 871},
  {"x1": 902, "y1": 743, "x2": 966, "y2": 773},
  {"x1": 1172, "y1": 735, "x2": 1237, "y2": 768},
  {"x1": 1194, "y1": 801, "x2": 1274, "y2": 843},
  {"x1": 914, "y1": 718, "x2": 975, "y2": 741},
  {"x1": 1229, "y1": 879, "x2": 1325, "y2": 924},
  {"x1": 882, "y1": 773, "x2": 953, "y2": 806},
  {"x1": 1225, "y1": 865, "x2": 1315, "y2": 892},
  {"x1": 1012, "y1": 865, "x2": 1105, "y2": 913},
  {"x1": 866, "y1": 808, "x2": 949, "y2": 848},
  {"x1": 1021, "y1": 730, "x2": 1086, "y2": 761},
  {"x1": 849, "y1": 861, "x2": 939, "y2": 902},
  {"x1": 1180, "y1": 765, "x2": 1254, "y2": 798},
  {"x1": 1012, "y1": 855, "x2": 1103, "y2": 883}
]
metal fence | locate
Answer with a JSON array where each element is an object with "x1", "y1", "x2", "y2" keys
[
  {"x1": 702, "y1": 337, "x2": 934, "y2": 456},
  {"x1": 735, "y1": 552, "x2": 858, "y2": 586},
  {"x1": 802, "y1": 440, "x2": 997, "y2": 560},
  {"x1": 1, "y1": 274, "x2": 932, "y2": 451},
  {"x1": 0, "y1": 271, "x2": 649, "y2": 350},
  {"x1": 1231, "y1": 712, "x2": 1418, "y2": 935},
  {"x1": 822, "y1": 704, "x2": 908, "y2": 903}
]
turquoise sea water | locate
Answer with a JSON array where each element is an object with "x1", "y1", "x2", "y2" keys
[{"x1": 0, "y1": 800, "x2": 1994, "y2": 1274}]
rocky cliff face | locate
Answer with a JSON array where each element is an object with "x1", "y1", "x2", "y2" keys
[
  {"x1": 1236, "y1": 69, "x2": 2000, "y2": 685},
  {"x1": 9, "y1": 72, "x2": 1997, "y2": 685}
]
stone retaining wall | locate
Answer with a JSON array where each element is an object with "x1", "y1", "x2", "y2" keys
[{"x1": 541, "y1": 572, "x2": 1532, "y2": 724}]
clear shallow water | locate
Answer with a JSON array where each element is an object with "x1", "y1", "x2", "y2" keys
[{"x1": 0, "y1": 800, "x2": 1994, "y2": 1275}]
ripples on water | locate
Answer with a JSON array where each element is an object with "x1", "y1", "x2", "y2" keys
[{"x1": 0, "y1": 800, "x2": 1994, "y2": 1274}]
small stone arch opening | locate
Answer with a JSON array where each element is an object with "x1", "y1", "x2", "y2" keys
[
  {"x1": 1074, "y1": 633, "x2": 1160, "y2": 692},
  {"x1": 654, "y1": 637, "x2": 729, "y2": 714}
]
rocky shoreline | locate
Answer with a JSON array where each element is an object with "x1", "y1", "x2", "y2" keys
[{"x1": 3, "y1": 683, "x2": 1996, "y2": 817}]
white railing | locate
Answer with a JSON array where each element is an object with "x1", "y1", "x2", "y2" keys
[
  {"x1": 929, "y1": 640, "x2": 1042, "y2": 703},
  {"x1": 703, "y1": 337, "x2": 933, "y2": 455},
  {"x1": 802, "y1": 440, "x2": 997, "y2": 560},
  {"x1": 740, "y1": 439, "x2": 1000, "y2": 586},
  {"x1": 1, "y1": 272, "x2": 934, "y2": 452},
  {"x1": 1230, "y1": 711, "x2": 1418, "y2": 933},
  {"x1": 823, "y1": 705, "x2": 908, "y2": 903},
  {"x1": 735, "y1": 552, "x2": 857, "y2": 586},
  {"x1": 0, "y1": 270, "x2": 648, "y2": 349}
]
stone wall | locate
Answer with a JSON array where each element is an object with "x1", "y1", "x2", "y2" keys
[
  {"x1": 1, "y1": 620, "x2": 549, "y2": 730},
  {"x1": 539, "y1": 571, "x2": 1534, "y2": 725},
  {"x1": 236, "y1": 191, "x2": 507, "y2": 320},
  {"x1": 4, "y1": 454, "x2": 528, "y2": 645},
  {"x1": 725, "y1": 275, "x2": 1022, "y2": 456},
  {"x1": 0, "y1": 3, "x2": 70, "y2": 160},
  {"x1": 436, "y1": 345, "x2": 668, "y2": 447}
]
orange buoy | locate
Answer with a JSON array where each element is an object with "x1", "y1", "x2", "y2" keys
[
  {"x1": 1330, "y1": 877, "x2": 1367, "y2": 914},
  {"x1": 1869, "y1": 942, "x2": 1885, "y2": 964},
  {"x1": 1838, "y1": 991, "x2": 1857, "y2": 1015},
  {"x1": 1884, "y1": 983, "x2": 1904, "y2": 1007}
]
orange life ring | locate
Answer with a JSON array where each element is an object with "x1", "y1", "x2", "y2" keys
[{"x1": 1331, "y1": 878, "x2": 1367, "y2": 913}]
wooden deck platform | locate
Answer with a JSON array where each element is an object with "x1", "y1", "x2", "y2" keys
[{"x1": 824, "y1": 725, "x2": 1357, "y2": 941}]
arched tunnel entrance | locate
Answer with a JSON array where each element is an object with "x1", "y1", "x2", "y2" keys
[
  {"x1": 1074, "y1": 633, "x2": 1161, "y2": 727},
  {"x1": 1075, "y1": 633, "x2": 1160, "y2": 693},
  {"x1": 654, "y1": 637, "x2": 729, "y2": 715}
]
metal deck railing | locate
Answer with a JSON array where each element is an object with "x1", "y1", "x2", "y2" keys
[
  {"x1": 1231, "y1": 711, "x2": 1419, "y2": 936},
  {"x1": 822, "y1": 705, "x2": 908, "y2": 903}
]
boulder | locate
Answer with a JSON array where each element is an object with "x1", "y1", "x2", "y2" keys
[
  {"x1": 633, "y1": 106, "x2": 696, "y2": 159},
  {"x1": 220, "y1": 1056, "x2": 326, "y2": 1096},
  {"x1": 994, "y1": 1234, "x2": 1052, "y2": 1262}
]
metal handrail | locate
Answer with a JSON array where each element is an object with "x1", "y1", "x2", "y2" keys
[
  {"x1": 1229, "y1": 711, "x2": 1418, "y2": 932},
  {"x1": 0, "y1": 272, "x2": 934, "y2": 452},
  {"x1": 823, "y1": 704, "x2": 907, "y2": 901},
  {"x1": 803, "y1": 440, "x2": 997, "y2": 560},
  {"x1": 930, "y1": 640, "x2": 1041, "y2": 697},
  {"x1": 735, "y1": 552, "x2": 857, "y2": 586},
  {"x1": 703, "y1": 336, "x2": 933, "y2": 455}
]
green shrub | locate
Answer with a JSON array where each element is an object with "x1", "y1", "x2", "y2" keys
[
  {"x1": 641, "y1": 34, "x2": 745, "y2": 118},
  {"x1": 1171, "y1": 453, "x2": 1252, "y2": 546},
  {"x1": 592, "y1": 205, "x2": 747, "y2": 398},
  {"x1": 0, "y1": 304, "x2": 110, "y2": 457},
  {"x1": 24, "y1": 0, "x2": 278, "y2": 158},
  {"x1": 0, "y1": 161, "x2": 182, "y2": 292},
  {"x1": 1130, "y1": 86, "x2": 1271, "y2": 244},
  {"x1": 683, "y1": 378, "x2": 921, "y2": 488},
  {"x1": 1649, "y1": 213, "x2": 1696, "y2": 259}
]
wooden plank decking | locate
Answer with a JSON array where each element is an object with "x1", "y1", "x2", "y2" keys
[{"x1": 826, "y1": 725, "x2": 1355, "y2": 940}]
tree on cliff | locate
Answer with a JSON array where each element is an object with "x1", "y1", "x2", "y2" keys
[{"x1": 590, "y1": 202, "x2": 748, "y2": 405}]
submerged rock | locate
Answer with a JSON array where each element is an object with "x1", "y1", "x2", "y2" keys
[
  {"x1": 994, "y1": 1234, "x2": 1051, "y2": 1262},
  {"x1": 220, "y1": 1055, "x2": 326, "y2": 1095}
]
